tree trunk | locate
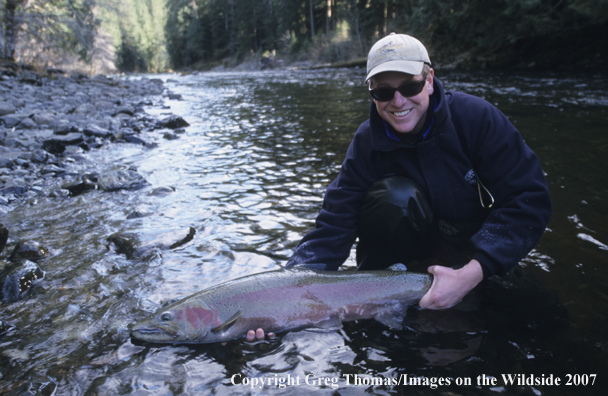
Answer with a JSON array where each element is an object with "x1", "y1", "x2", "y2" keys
[
  {"x1": 4, "y1": 0, "x2": 25, "y2": 61},
  {"x1": 326, "y1": 0, "x2": 331, "y2": 35},
  {"x1": 309, "y1": 0, "x2": 315, "y2": 39}
]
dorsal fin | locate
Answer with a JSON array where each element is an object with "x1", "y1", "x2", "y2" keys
[
  {"x1": 210, "y1": 310, "x2": 243, "y2": 333},
  {"x1": 388, "y1": 263, "x2": 408, "y2": 271}
]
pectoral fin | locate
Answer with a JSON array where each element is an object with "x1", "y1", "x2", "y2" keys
[
  {"x1": 374, "y1": 310, "x2": 404, "y2": 330},
  {"x1": 210, "y1": 310, "x2": 242, "y2": 333}
]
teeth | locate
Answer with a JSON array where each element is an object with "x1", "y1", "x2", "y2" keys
[{"x1": 393, "y1": 109, "x2": 411, "y2": 117}]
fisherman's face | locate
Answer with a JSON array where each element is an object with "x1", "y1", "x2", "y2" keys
[{"x1": 371, "y1": 69, "x2": 434, "y2": 135}]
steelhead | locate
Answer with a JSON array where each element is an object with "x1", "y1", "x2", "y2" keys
[{"x1": 130, "y1": 267, "x2": 432, "y2": 344}]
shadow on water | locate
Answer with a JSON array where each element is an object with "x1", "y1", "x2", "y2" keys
[{"x1": 0, "y1": 68, "x2": 607, "y2": 395}]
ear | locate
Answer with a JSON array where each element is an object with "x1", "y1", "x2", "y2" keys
[{"x1": 426, "y1": 69, "x2": 435, "y2": 95}]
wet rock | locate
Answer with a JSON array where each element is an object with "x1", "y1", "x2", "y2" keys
[
  {"x1": 0, "y1": 260, "x2": 45, "y2": 303},
  {"x1": 42, "y1": 133, "x2": 85, "y2": 154},
  {"x1": 11, "y1": 377, "x2": 56, "y2": 396},
  {"x1": 108, "y1": 227, "x2": 196, "y2": 259},
  {"x1": 9, "y1": 240, "x2": 50, "y2": 261},
  {"x1": 163, "y1": 132, "x2": 178, "y2": 140},
  {"x1": 156, "y1": 115, "x2": 189, "y2": 129},
  {"x1": 126, "y1": 210, "x2": 149, "y2": 219},
  {"x1": 123, "y1": 133, "x2": 147, "y2": 145},
  {"x1": 83, "y1": 124, "x2": 111, "y2": 138},
  {"x1": 49, "y1": 189, "x2": 70, "y2": 198},
  {"x1": 0, "y1": 319, "x2": 12, "y2": 336},
  {"x1": 61, "y1": 173, "x2": 98, "y2": 196},
  {"x1": 151, "y1": 186, "x2": 175, "y2": 196},
  {"x1": 0, "y1": 224, "x2": 7, "y2": 254},
  {"x1": 97, "y1": 169, "x2": 148, "y2": 191}
]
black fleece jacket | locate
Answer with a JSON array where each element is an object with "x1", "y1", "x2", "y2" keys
[{"x1": 286, "y1": 77, "x2": 551, "y2": 277}]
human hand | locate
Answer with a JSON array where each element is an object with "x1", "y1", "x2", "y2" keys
[
  {"x1": 418, "y1": 259, "x2": 483, "y2": 309},
  {"x1": 246, "y1": 328, "x2": 275, "y2": 342},
  {"x1": 221, "y1": 328, "x2": 276, "y2": 346}
]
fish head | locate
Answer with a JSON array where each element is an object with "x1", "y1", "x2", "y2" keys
[{"x1": 131, "y1": 299, "x2": 218, "y2": 343}]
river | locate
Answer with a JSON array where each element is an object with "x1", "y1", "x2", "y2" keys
[{"x1": 0, "y1": 68, "x2": 607, "y2": 395}]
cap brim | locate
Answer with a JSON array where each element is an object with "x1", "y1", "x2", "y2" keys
[{"x1": 365, "y1": 60, "x2": 425, "y2": 82}]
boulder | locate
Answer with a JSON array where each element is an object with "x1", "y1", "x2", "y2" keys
[
  {"x1": 0, "y1": 260, "x2": 45, "y2": 303},
  {"x1": 108, "y1": 227, "x2": 196, "y2": 259},
  {"x1": 97, "y1": 169, "x2": 148, "y2": 191}
]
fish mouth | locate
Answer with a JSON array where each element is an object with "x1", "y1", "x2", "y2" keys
[{"x1": 130, "y1": 326, "x2": 179, "y2": 340}]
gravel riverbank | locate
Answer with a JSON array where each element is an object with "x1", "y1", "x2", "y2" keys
[
  {"x1": 0, "y1": 68, "x2": 186, "y2": 211},
  {"x1": 0, "y1": 67, "x2": 194, "y2": 314}
]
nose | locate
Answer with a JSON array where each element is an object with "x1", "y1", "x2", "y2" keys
[{"x1": 391, "y1": 90, "x2": 408, "y2": 106}]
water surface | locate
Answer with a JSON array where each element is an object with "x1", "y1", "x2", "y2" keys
[{"x1": 1, "y1": 68, "x2": 607, "y2": 395}]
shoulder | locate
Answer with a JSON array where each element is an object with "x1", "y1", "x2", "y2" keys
[{"x1": 446, "y1": 91, "x2": 500, "y2": 117}]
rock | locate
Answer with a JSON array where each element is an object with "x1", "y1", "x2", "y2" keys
[
  {"x1": 0, "y1": 319, "x2": 12, "y2": 336},
  {"x1": 123, "y1": 133, "x2": 147, "y2": 145},
  {"x1": 0, "y1": 260, "x2": 45, "y2": 303},
  {"x1": 97, "y1": 169, "x2": 148, "y2": 191},
  {"x1": 83, "y1": 124, "x2": 111, "y2": 138},
  {"x1": 61, "y1": 173, "x2": 98, "y2": 196},
  {"x1": 17, "y1": 117, "x2": 37, "y2": 129},
  {"x1": 33, "y1": 112, "x2": 56, "y2": 125},
  {"x1": 163, "y1": 132, "x2": 178, "y2": 140},
  {"x1": 2, "y1": 114, "x2": 21, "y2": 128},
  {"x1": 108, "y1": 227, "x2": 196, "y2": 259},
  {"x1": 0, "y1": 182, "x2": 28, "y2": 196},
  {"x1": 126, "y1": 210, "x2": 148, "y2": 219},
  {"x1": 156, "y1": 115, "x2": 189, "y2": 129},
  {"x1": 42, "y1": 133, "x2": 85, "y2": 154},
  {"x1": 49, "y1": 189, "x2": 70, "y2": 198},
  {"x1": 0, "y1": 152, "x2": 21, "y2": 168},
  {"x1": 114, "y1": 105, "x2": 135, "y2": 116},
  {"x1": 51, "y1": 120, "x2": 79, "y2": 135},
  {"x1": 9, "y1": 240, "x2": 50, "y2": 261},
  {"x1": 0, "y1": 102, "x2": 16, "y2": 116},
  {"x1": 31, "y1": 149, "x2": 48, "y2": 163},
  {"x1": 41, "y1": 164, "x2": 64, "y2": 175},
  {"x1": 151, "y1": 186, "x2": 175, "y2": 196}
]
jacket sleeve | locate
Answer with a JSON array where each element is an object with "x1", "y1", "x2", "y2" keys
[
  {"x1": 286, "y1": 121, "x2": 382, "y2": 270},
  {"x1": 452, "y1": 93, "x2": 552, "y2": 277}
]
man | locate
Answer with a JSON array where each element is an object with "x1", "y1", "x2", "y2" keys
[{"x1": 246, "y1": 33, "x2": 551, "y2": 342}]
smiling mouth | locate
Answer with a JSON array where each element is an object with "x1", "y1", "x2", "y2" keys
[{"x1": 392, "y1": 109, "x2": 411, "y2": 117}]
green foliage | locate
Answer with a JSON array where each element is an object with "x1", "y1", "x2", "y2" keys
[
  {"x1": 1, "y1": 0, "x2": 605, "y2": 70},
  {"x1": 98, "y1": 0, "x2": 169, "y2": 72},
  {"x1": 0, "y1": 0, "x2": 99, "y2": 62}
]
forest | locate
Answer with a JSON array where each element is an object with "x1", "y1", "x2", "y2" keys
[{"x1": 0, "y1": 0, "x2": 606, "y2": 74}]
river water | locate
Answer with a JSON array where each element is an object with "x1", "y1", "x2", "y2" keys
[{"x1": 1, "y1": 68, "x2": 607, "y2": 395}]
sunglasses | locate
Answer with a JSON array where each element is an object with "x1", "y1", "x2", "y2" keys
[{"x1": 369, "y1": 74, "x2": 428, "y2": 102}]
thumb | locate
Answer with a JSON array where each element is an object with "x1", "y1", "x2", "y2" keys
[{"x1": 418, "y1": 266, "x2": 438, "y2": 309}]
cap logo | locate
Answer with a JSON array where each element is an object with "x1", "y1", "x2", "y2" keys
[{"x1": 376, "y1": 40, "x2": 404, "y2": 55}]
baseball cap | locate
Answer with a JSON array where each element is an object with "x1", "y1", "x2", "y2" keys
[{"x1": 366, "y1": 33, "x2": 431, "y2": 82}]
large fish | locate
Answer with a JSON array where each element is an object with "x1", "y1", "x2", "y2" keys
[{"x1": 130, "y1": 266, "x2": 432, "y2": 344}]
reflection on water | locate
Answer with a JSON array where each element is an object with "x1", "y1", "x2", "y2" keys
[{"x1": 1, "y1": 69, "x2": 607, "y2": 395}]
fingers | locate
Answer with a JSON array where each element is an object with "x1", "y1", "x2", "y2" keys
[{"x1": 245, "y1": 328, "x2": 275, "y2": 342}]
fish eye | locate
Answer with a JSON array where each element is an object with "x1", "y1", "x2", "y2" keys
[{"x1": 160, "y1": 312, "x2": 172, "y2": 321}]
